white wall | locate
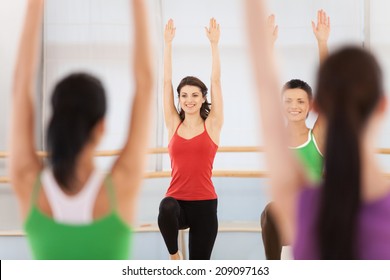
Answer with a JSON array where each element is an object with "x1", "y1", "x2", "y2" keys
[{"x1": 43, "y1": 0, "x2": 162, "y2": 172}]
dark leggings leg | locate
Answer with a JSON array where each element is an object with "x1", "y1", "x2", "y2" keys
[
  {"x1": 158, "y1": 197, "x2": 183, "y2": 255},
  {"x1": 186, "y1": 199, "x2": 218, "y2": 260},
  {"x1": 260, "y1": 202, "x2": 282, "y2": 260}
]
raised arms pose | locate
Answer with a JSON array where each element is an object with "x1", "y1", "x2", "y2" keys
[
  {"x1": 11, "y1": 0, "x2": 154, "y2": 259},
  {"x1": 163, "y1": 18, "x2": 223, "y2": 142},
  {"x1": 158, "y1": 18, "x2": 223, "y2": 260}
]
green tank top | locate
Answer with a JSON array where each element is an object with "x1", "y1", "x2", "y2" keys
[
  {"x1": 24, "y1": 174, "x2": 133, "y2": 260},
  {"x1": 290, "y1": 130, "x2": 324, "y2": 183}
]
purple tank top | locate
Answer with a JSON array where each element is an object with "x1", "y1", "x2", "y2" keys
[{"x1": 294, "y1": 187, "x2": 390, "y2": 259}]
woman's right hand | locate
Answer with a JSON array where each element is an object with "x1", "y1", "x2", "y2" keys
[
  {"x1": 267, "y1": 14, "x2": 278, "y2": 47},
  {"x1": 164, "y1": 19, "x2": 176, "y2": 44},
  {"x1": 311, "y1": 9, "x2": 330, "y2": 44}
]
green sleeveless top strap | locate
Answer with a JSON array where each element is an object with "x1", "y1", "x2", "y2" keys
[
  {"x1": 24, "y1": 172, "x2": 133, "y2": 260},
  {"x1": 292, "y1": 130, "x2": 324, "y2": 183}
]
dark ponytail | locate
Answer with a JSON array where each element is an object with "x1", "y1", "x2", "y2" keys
[
  {"x1": 315, "y1": 47, "x2": 383, "y2": 259},
  {"x1": 318, "y1": 108, "x2": 360, "y2": 259},
  {"x1": 47, "y1": 73, "x2": 106, "y2": 190}
]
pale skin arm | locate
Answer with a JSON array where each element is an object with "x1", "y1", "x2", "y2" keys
[
  {"x1": 311, "y1": 9, "x2": 330, "y2": 64},
  {"x1": 163, "y1": 19, "x2": 181, "y2": 139},
  {"x1": 267, "y1": 14, "x2": 279, "y2": 48},
  {"x1": 10, "y1": 0, "x2": 44, "y2": 215},
  {"x1": 205, "y1": 18, "x2": 223, "y2": 144},
  {"x1": 111, "y1": 0, "x2": 155, "y2": 223},
  {"x1": 245, "y1": 0, "x2": 307, "y2": 244},
  {"x1": 312, "y1": 9, "x2": 331, "y2": 153}
]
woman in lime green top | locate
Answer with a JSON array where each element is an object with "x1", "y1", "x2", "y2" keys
[
  {"x1": 260, "y1": 11, "x2": 330, "y2": 259},
  {"x1": 10, "y1": 0, "x2": 154, "y2": 259}
]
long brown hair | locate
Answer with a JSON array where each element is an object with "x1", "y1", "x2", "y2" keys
[{"x1": 315, "y1": 47, "x2": 383, "y2": 259}]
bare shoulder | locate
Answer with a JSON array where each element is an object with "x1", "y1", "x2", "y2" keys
[
  {"x1": 12, "y1": 167, "x2": 42, "y2": 217},
  {"x1": 167, "y1": 117, "x2": 182, "y2": 141},
  {"x1": 205, "y1": 117, "x2": 222, "y2": 145}
]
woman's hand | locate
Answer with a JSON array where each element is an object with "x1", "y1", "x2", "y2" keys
[
  {"x1": 312, "y1": 9, "x2": 330, "y2": 44},
  {"x1": 267, "y1": 14, "x2": 279, "y2": 47},
  {"x1": 164, "y1": 19, "x2": 176, "y2": 44},
  {"x1": 205, "y1": 18, "x2": 220, "y2": 44}
]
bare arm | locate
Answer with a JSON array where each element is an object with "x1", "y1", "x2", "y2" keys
[
  {"x1": 311, "y1": 9, "x2": 330, "y2": 65},
  {"x1": 312, "y1": 9, "x2": 331, "y2": 153},
  {"x1": 10, "y1": 0, "x2": 44, "y2": 199},
  {"x1": 163, "y1": 19, "x2": 180, "y2": 136},
  {"x1": 112, "y1": 0, "x2": 154, "y2": 202},
  {"x1": 245, "y1": 0, "x2": 306, "y2": 244},
  {"x1": 268, "y1": 14, "x2": 279, "y2": 49},
  {"x1": 205, "y1": 18, "x2": 223, "y2": 135}
]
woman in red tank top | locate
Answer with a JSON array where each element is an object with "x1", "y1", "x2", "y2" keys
[{"x1": 158, "y1": 18, "x2": 223, "y2": 260}]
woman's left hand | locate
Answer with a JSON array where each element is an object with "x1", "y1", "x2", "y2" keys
[{"x1": 205, "y1": 18, "x2": 220, "y2": 44}]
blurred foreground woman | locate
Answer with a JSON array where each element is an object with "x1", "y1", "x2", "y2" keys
[
  {"x1": 10, "y1": 0, "x2": 154, "y2": 259},
  {"x1": 246, "y1": 0, "x2": 390, "y2": 259}
]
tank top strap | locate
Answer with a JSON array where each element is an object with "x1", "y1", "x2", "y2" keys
[
  {"x1": 104, "y1": 174, "x2": 117, "y2": 211},
  {"x1": 310, "y1": 129, "x2": 323, "y2": 157},
  {"x1": 308, "y1": 129, "x2": 313, "y2": 140},
  {"x1": 30, "y1": 172, "x2": 42, "y2": 206},
  {"x1": 174, "y1": 121, "x2": 183, "y2": 135}
]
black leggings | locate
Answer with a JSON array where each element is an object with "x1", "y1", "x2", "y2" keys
[
  {"x1": 260, "y1": 202, "x2": 285, "y2": 260},
  {"x1": 158, "y1": 197, "x2": 218, "y2": 260}
]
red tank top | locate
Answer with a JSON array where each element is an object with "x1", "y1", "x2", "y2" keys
[{"x1": 166, "y1": 122, "x2": 218, "y2": 200}]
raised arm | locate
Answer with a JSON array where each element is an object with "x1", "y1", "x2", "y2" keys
[
  {"x1": 163, "y1": 19, "x2": 180, "y2": 136},
  {"x1": 205, "y1": 18, "x2": 223, "y2": 137},
  {"x1": 245, "y1": 0, "x2": 306, "y2": 244},
  {"x1": 311, "y1": 9, "x2": 330, "y2": 64},
  {"x1": 267, "y1": 14, "x2": 279, "y2": 49},
  {"x1": 312, "y1": 10, "x2": 330, "y2": 153},
  {"x1": 10, "y1": 0, "x2": 44, "y2": 199},
  {"x1": 112, "y1": 0, "x2": 154, "y2": 205}
]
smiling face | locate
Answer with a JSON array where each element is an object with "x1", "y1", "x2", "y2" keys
[
  {"x1": 179, "y1": 85, "x2": 206, "y2": 116},
  {"x1": 282, "y1": 88, "x2": 311, "y2": 122}
]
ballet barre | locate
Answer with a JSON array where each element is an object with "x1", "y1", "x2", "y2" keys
[
  {"x1": 0, "y1": 221, "x2": 261, "y2": 237},
  {"x1": 0, "y1": 171, "x2": 267, "y2": 184},
  {"x1": 1, "y1": 146, "x2": 390, "y2": 158},
  {"x1": 3, "y1": 170, "x2": 390, "y2": 183},
  {"x1": 0, "y1": 146, "x2": 265, "y2": 158},
  {"x1": 1, "y1": 144, "x2": 390, "y2": 183}
]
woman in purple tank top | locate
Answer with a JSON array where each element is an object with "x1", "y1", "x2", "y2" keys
[{"x1": 245, "y1": 0, "x2": 390, "y2": 259}]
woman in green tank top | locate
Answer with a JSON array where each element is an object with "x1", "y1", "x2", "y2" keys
[
  {"x1": 260, "y1": 10, "x2": 330, "y2": 259},
  {"x1": 10, "y1": 0, "x2": 154, "y2": 259}
]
